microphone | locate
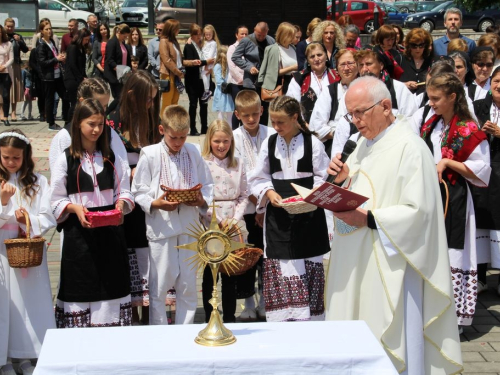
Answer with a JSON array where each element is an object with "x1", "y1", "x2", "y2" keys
[{"x1": 326, "y1": 140, "x2": 357, "y2": 184}]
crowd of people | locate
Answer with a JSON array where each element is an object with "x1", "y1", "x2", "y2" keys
[{"x1": 1, "y1": 6, "x2": 500, "y2": 374}]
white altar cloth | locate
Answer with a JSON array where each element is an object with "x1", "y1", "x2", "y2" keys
[{"x1": 34, "y1": 321, "x2": 397, "y2": 375}]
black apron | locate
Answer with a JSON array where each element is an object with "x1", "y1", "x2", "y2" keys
[
  {"x1": 422, "y1": 119, "x2": 467, "y2": 249},
  {"x1": 471, "y1": 95, "x2": 500, "y2": 230},
  {"x1": 57, "y1": 150, "x2": 130, "y2": 302},
  {"x1": 265, "y1": 133, "x2": 330, "y2": 260}
]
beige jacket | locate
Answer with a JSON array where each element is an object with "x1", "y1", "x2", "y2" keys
[{"x1": 158, "y1": 38, "x2": 183, "y2": 78}]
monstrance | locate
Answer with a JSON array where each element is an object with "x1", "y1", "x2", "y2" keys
[{"x1": 176, "y1": 202, "x2": 250, "y2": 346}]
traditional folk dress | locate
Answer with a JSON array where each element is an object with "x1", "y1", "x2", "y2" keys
[
  {"x1": 132, "y1": 142, "x2": 213, "y2": 325},
  {"x1": 325, "y1": 117, "x2": 463, "y2": 374},
  {"x1": 107, "y1": 108, "x2": 151, "y2": 307},
  {"x1": 233, "y1": 124, "x2": 276, "y2": 299},
  {"x1": 0, "y1": 173, "x2": 56, "y2": 365},
  {"x1": 51, "y1": 149, "x2": 135, "y2": 327},
  {"x1": 250, "y1": 132, "x2": 330, "y2": 322},
  {"x1": 417, "y1": 110, "x2": 490, "y2": 326},
  {"x1": 472, "y1": 95, "x2": 500, "y2": 268},
  {"x1": 201, "y1": 155, "x2": 249, "y2": 323}
]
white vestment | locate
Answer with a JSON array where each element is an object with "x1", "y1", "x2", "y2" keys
[{"x1": 325, "y1": 117, "x2": 463, "y2": 374}]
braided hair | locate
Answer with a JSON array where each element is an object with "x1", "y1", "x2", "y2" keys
[
  {"x1": 269, "y1": 96, "x2": 315, "y2": 136},
  {"x1": 427, "y1": 73, "x2": 474, "y2": 122},
  {"x1": 76, "y1": 77, "x2": 110, "y2": 101}
]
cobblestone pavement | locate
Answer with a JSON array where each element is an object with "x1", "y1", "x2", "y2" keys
[{"x1": 2, "y1": 94, "x2": 500, "y2": 374}]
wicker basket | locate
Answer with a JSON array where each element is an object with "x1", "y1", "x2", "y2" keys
[
  {"x1": 160, "y1": 183, "x2": 202, "y2": 203},
  {"x1": 5, "y1": 211, "x2": 46, "y2": 268},
  {"x1": 220, "y1": 247, "x2": 263, "y2": 276},
  {"x1": 279, "y1": 195, "x2": 317, "y2": 214}
]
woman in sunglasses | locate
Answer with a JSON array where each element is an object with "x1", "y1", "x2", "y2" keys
[
  {"x1": 399, "y1": 28, "x2": 433, "y2": 95},
  {"x1": 470, "y1": 47, "x2": 495, "y2": 101}
]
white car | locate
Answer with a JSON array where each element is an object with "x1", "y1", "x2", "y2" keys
[{"x1": 38, "y1": 0, "x2": 94, "y2": 29}]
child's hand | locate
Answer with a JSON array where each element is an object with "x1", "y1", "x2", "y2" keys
[
  {"x1": 116, "y1": 200, "x2": 125, "y2": 224},
  {"x1": 255, "y1": 212, "x2": 265, "y2": 228},
  {"x1": 266, "y1": 190, "x2": 282, "y2": 207},
  {"x1": 152, "y1": 192, "x2": 179, "y2": 211},
  {"x1": 15, "y1": 208, "x2": 27, "y2": 224},
  {"x1": 68, "y1": 204, "x2": 91, "y2": 228},
  {"x1": 1, "y1": 181, "x2": 16, "y2": 206},
  {"x1": 184, "y1": 191, "x2": 205, "y2": 207}
]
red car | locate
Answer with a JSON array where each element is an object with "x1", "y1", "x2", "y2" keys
[{"x1": 327, "y1": 0, "x2": 386, "y2": 33}]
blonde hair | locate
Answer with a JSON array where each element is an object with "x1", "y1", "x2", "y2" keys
[
  {"x1": 161, "y1": 105, "x2": 189, "y2": 132},
  {"x1": 203, "y1": 24, "x2": 221, "y2": 50},
  {"x1": 234, "y1": 90, "x2": 261, "y2": 111},
  {"x1": 275, "y1": 22, "x2": 296, "y2": 46},
  {"x1": 312, "y1": 21, "x2": 345, "y2": 49},
  {"x1": 306, "y1": 17, "x2": 322, "y2": 37},
  {"x1": 202, "y1": 120, "x2": 237, "y2": 168},
  {"x1": 447, "y1": 38, "x2": 468, "y2": 54},
  {"x1": 215, "y1": 45, "x2": 229, "y2": 78}
]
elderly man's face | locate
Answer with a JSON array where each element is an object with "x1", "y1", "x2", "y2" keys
[
  {"x1": 254, "y1": 27, "x2": 268, "y2": 42},
  {"x1": 4, "y1": 21, "x2": 14, "y2": 34},
  {"x1": 88, "y1": 16, "x2": 98, "y2": 30},
  {"x1": 345, "y1": 87, "x2": 389, "y2": 140}
]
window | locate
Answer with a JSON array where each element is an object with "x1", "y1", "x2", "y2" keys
[
  {"x1": 335, "y1": 2, "x2": 348, "y2": 12},
  {"x1": 351, "y1": 2, "x2": 368, "y2": 11},
  {"x1": 174, "y1": 0, "x2": 195, "y2": 8},
  {"x1": 47, "y1": 0, "x2": 64, "y2": 10}
]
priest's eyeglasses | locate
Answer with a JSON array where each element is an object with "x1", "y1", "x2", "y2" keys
[{"x1": 344, "y1": 100, "x2": 382, "y2": 123}]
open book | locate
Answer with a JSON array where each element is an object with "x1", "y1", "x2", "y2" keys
[{"x1": 291, "y1": 182, "x2": 369, "y2": 212}]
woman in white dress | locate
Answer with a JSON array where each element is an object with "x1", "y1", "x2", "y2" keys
[{"x1": 0, "y1": 129, "x2": 56, "y2": 375}]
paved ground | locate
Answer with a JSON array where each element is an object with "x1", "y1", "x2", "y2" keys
[{"x1": 2, "y1": 93, "x2": 500, "y2": 374}]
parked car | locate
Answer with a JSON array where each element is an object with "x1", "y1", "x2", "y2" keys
[
  {"x1": 71, "y1": 1, "x2": 115, "y2": 25},
  {"x1": 38, "y1": 0, "x2": 93, "y2": 29},
  {"x1": 326, "y1": 0, "x2": 386, "y2": 33},
  {"x1": 376, "y1": 3, "x2": 407, "y2": 27},
  {"x1": 404, "y1": 1, "x2": 500, "y2": 32},
  {"x1": 116, "y1": 0, "x2": 161, "y2": 26},
  {"x1": 155, "y1": 0, "x2": 197, "y2": 30},
  {"x1": 390, "y1": 1, "x2": 444, "y2": 13}
]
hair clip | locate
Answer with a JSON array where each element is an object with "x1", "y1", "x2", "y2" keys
[{"x1": 0, "y1": 132, "x2": 30, "y2": 145}]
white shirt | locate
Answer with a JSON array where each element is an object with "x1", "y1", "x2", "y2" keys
[{"x1": 278, "y1": 45, "x2": 297, "y2": 74}]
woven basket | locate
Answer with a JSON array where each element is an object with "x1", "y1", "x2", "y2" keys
[
  {"x1": 5, "y1": 211, "x2": 46, "y2": 268},
  {"x1": 279, "y1": 195, "x2": 317, "y2": 214},
  {"x1": 160, "y1": 183, "x2": 202, "y2": 203}
]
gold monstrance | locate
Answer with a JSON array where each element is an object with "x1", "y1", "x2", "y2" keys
[{"x1": 176, "y1": 202, "x2": 250, "y2": 346}]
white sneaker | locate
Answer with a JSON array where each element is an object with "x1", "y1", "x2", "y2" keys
[
  {"x1": 239, "y1": 307, "x2": 257, "y2": 322},
  {"x1": 477, "y1": 280, "x2": 488, "y2": 294},
  {"x1": 257, "y1": 305, "x2": 266, "y2": 321}
]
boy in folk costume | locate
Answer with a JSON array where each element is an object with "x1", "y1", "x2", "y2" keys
[
  {"x1": 232, "y1": 90, "x2": 276, "y2": 321},
  {"x1": 132, "y1": 105, "x2": 213, "y2": 325}
]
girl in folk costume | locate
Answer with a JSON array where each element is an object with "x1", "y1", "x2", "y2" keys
[
  {"x1": 417, "y1": 73, "x2": 491, "y2": 329},
  {"x1": 472, "y1": 66, "x2": 500, "y2": 296},
  {"x1": 200, "y1": 120, "x2": 249, "y2": 323},
  {"x1": 106, "y1": 71, "x2": 159, "y2": 324},
  {"x1": 233, "y1": 89, "x2": 276, "y2": 321},
  {"x1": 249, "y1": 96, "x2": 330, "y2": 322},
  {"x1": 51, "y1": 99, "x2": 135, "y2": 328},
  {"x1": 286, "y1": 42, "x2": 339, "y2": 125},
  {"x1": 0, "y1": 130, "x2": 56, "y2": 375}
]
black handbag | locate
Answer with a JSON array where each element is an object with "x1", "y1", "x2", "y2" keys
[
  {"x1": 221, "y1": 82, "x2": 233, "y2": 94},
  {"x1": 159, "y1": 79, "x2": 170, "y2": 93}
]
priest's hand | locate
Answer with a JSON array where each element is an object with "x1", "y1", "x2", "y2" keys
[
  {"x1": 333, "y1": 208, "x2": 368, "y2": 227},
  {"x1": 327, "y1": 153, "x2": 349, "y2": 184},
  {"x1": 266, "y1": 190, "x2": 282, "y2": 207}
]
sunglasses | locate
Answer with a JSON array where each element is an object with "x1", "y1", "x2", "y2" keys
[
  {"x1": 156, "y1": 28, "x2": 163, "y2": 32},
  {"x1": 475, "y1": 62, "x2": 494, "y2": 68},
  {"x1": 410, "y1": 43, "x2": 425, "y2": 49}
]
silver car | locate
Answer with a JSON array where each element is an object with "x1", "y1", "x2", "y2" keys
[{"x1": 117, "y1": 0, "x2": 160, "y2": 26}]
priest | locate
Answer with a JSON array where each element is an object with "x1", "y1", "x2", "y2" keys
[{"x1": 325, "y1": 76, "x2": 463, "y2": 374}]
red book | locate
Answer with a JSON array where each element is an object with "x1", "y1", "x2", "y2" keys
[{"x1": 291, "y1": 182, "x2": 369, "y2": 212}]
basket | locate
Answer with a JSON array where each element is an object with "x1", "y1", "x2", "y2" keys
[
  {"x1": 160, "y1": 183, "x2": 202, "y2": 203},
  {"x1": 279, "y1": 195, "x2": 317, "y2": 214},
  {"x1": 5, "y1": 211, "x2": 46, "y2": 268},
  {"x1": 219, "y1": 222, "x2": 263, "y2": 276}
]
